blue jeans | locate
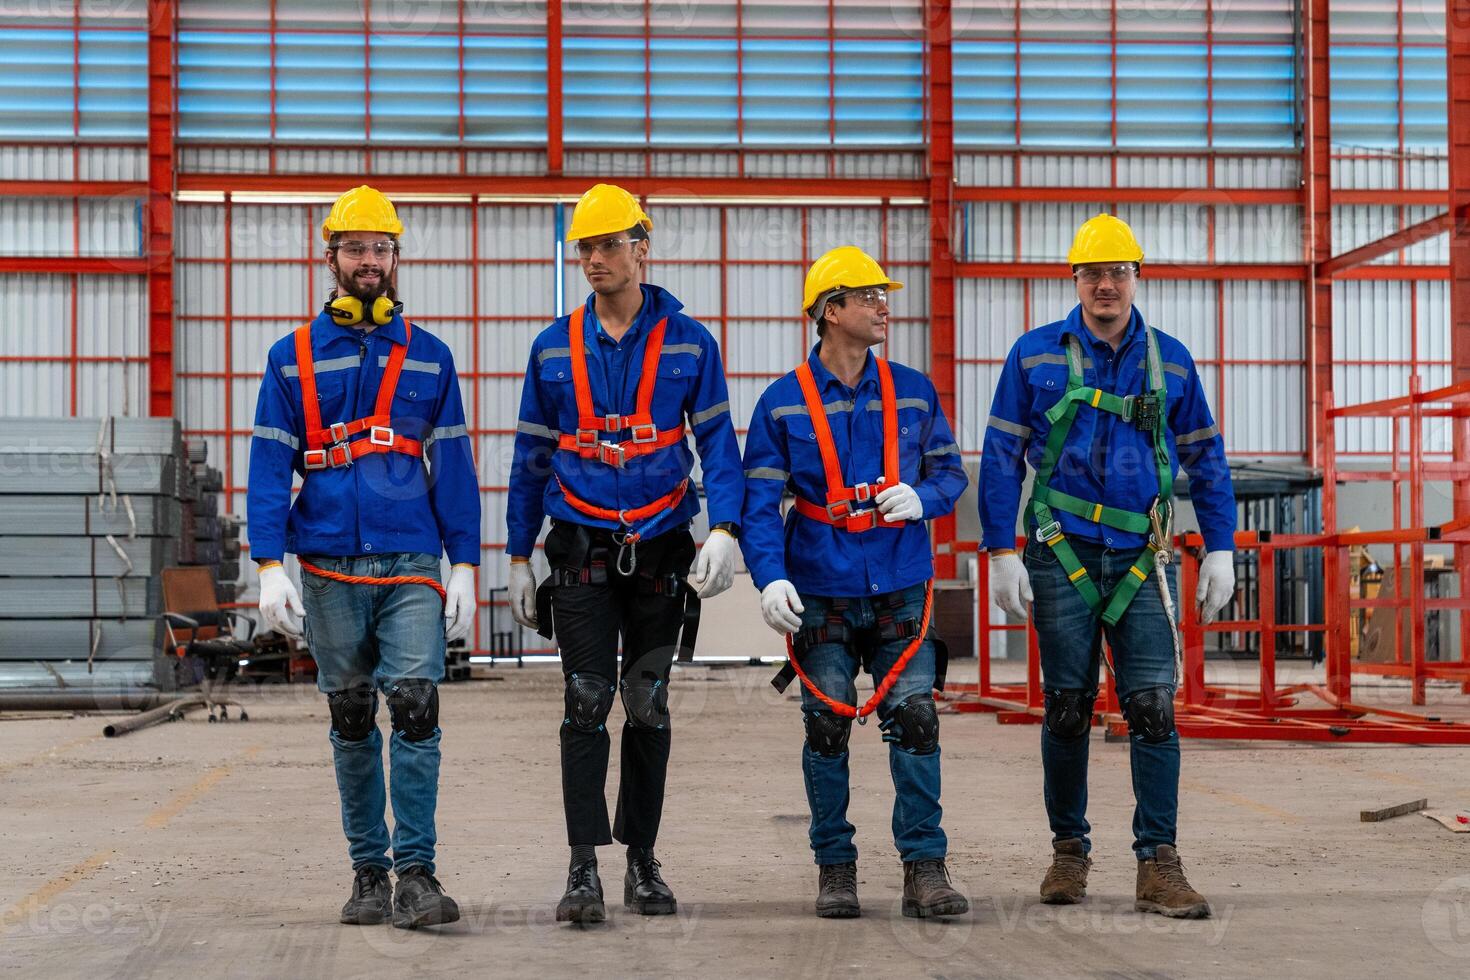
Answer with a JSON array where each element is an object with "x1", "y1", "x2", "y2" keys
[
  {"x1": 796, "y1": 583, "x2": 947, "y2": 865},
  {"x1": 301, "y1": 552, "x2": 446, "y2": 874},
  {"x1": 1025, "y1": 536, "x2": 1179, "y2": 860}
]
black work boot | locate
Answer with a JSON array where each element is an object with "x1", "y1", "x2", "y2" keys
[
  {"x1": 902, "y1": 858, "x2": 970, "y2": 918},
  {"x1": 340, "y1": 865, "x2": 392, "y2": 925},
  {"x1": 556, "y1": 858, "x2": 606, "y2": 923},
  {"x1": 815, "y1": 862, "x2": 860, "y2": 919},
  {"x1": 391, "y1": 865, "x2": 461, "y2": 929},
  {"x1": 624, "y1": 847, "x2": 677, "y2": 915}
]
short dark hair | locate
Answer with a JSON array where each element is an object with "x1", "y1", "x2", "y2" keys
[{"x1": 815, "y1": 293, "x2": 848, "y2": 338}]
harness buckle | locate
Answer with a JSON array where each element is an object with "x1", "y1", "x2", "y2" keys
[
  {"x1": 327, "y1": 444, "x2": 353, "y2": 469},
  {"x1": 1036, "y1": 520, "x2": 1061, "y2": 543},
  {"x1": 851, "y1": 481, "x2": 872, "y2": 503},
  {"x1": 1120, "y1": 395, "x2": 1135, "y2": 423},
  {"x1": 303, "y1": 449, "x2": 328, "y2": 471},
  {"x1": 596, "y1": 442, "x2": 626, "y2": 468},
  {"x1": 824, "y1": 499, "x2": 852, "y2": 522},
  {"x1": 369, "y1": 425, "x2": 395, "y2": 447},
  {"x1": 575, "y1": 429, "x2": 599, "y2": 449},
  {"x1": 604, "y1": 413, "x2": 623, "y2": 432},
  {"x1": 328, "y1": 421, "x2": 350, "y2": 445},
  {"x1": 844, "y1": 511, "x2": 877, "y2": 533},
  {"x1": 629, "y1": 423, "x2": 658, "y2": 444}
]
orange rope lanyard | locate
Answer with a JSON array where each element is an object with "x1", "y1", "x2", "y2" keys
[
  {"x1": 299, "y1": 559, "x2": 448, "y2": 605},
  {"x1": 783, "y1": 579, "x2": 935, "y2": 721}
]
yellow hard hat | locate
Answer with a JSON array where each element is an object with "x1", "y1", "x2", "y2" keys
[
  {"x1": 565, "y1": 183, "x2": 653, "y2": 242},
  {"x1": 802, "y1": 246, "x2": 903, "y2": 317},
  {"x1": 321, "y1": 185, "x2": 404, "y2": 243},
  {"x1": 1067, "y1": 213, "x2": 1144, "y2": 267}
]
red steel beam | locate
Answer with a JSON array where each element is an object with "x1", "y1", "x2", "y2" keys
[
  {"x1": 953, "y1": 185, "x2": 1298, "y2": 205},
  {"x1": 1304, "y1": 0, "x2": 1332, "y2": 470},
  {"x1": 957, "y1": 261, "x2": 1306, "y2": 281},
  {"x1": 547, "y1": 0, "x2": 562, "y2": 175},
  {"x1": 147, "y1": 0, "x2": 176, "y2": 418},
  {"x1": 0, "y1": 257, "x2": 149, "y2": 274},
  {"x1": 1318, "y1": 211, "x2": 1451, "y2": 277},
  {"x1": 927, "y1": 0, "x2": 957, "y2": 579},
  {"x1": 1448, "y1": 0, "x2": 1470, "y2": 672},
  {"x1": 0, "y1": 180, "x2": 147, "y2": 198},
  {"x1": 176, "y1": 173, "x2": 929, "y2": 199}
]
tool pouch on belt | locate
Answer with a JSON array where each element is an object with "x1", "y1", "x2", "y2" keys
[{"x1": 536, "y1": 522, "x2": 604, "y2": 640}]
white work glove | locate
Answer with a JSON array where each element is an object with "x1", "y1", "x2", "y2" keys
[
  {"x1": 761, "y1": 579, "x2": 805, "y2": 636},
  {"x1": 508, "y1": 560, "x2": 538, "y2": 630},
  {"x1": 990, "y1": 552, "x2": 1033, "y2": 621},
  {"x1": 443, "y1": 564, "x2": 477, "y2": 643},
  {"x1": 687, "y1": 528, "x2": 738, "y2": 599},
  {"x1": 875, "y1": 482, "x2": 924, "y2": 523},
  {"x1": 1196, "y1": 550, "x2": 1236, "y2": 626},
  {"x1": 257, "y1": 563, "x2": 305, "y2": 637}
]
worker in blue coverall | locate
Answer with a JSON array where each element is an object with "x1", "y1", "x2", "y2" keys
[
  {"x1": 980, "y1": 213, "x2": 1237, "y2": 919},
  {"x1": 247, "y1": 186, "x2": 479, "y2": 930},
  {"x1": 505, "y1": 184, "x2": 744, "y2": 924},
  {"x1": 741, "y1": 246, "x2": 971, "y2": 920}
]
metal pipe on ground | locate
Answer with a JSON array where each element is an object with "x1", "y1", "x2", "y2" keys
[
  {"x1": 0, "y1": 690, "x2": 171, "y2": 713},
  {"x1": 103, "y1": 695, "x2": 206, "y2": 738}
]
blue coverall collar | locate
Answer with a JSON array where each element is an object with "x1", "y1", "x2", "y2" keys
[{"x1": 807, "y1": 341, "x2": 879, "y2": 394}]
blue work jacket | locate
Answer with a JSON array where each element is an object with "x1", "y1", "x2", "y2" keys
[
  {"x1": 740, "y1": 344, "x2": 968, "y2": 597},
  {"x1": 979, "y1": 304, "x2": 1236, "y2": 554},
  {"x1": 246, "y1": 311, "x2": 481, "y2": 566},
  {"x1": 505, "y1": 284, "x2": 744, "y2": 556}
]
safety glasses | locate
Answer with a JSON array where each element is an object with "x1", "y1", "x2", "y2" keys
[
  {"x1": 575, "y1": 237, "x2": 640, "y2": 259},
  {"x1": 844, "y1": 287, "x2": 889, "y2": 308},
  {"x1": 1074, "y1": 264, "x2": 1136, "y2": 285},
  {"x1": 333, "y1": 241, "x2": 398, "y2": 260}
]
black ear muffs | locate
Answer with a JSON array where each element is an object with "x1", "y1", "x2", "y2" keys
[{"x1": 324, "y1": 295, "x2": 403, "y2": 326}]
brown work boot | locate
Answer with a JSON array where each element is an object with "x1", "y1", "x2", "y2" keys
[
  {"x1": 1039, "y1": 838, "x2": 1091, "y2": 904},
  {"x1": 1135, "y1": 844, "x2": 1211, "y2": 919},
  {"x1": 901, "y1": 858, "x2": 970, "y2": 918}
]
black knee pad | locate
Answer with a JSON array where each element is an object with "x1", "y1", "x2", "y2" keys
[
  {"x1": 804, "y1": 710, "x2": 852, "y2": 758},
  {"x1": 385, "y1": 678, "x2": 439, "y2": 742},
  {"x1": 620, "y1": 675, "x2": 670, "y2": 731},
  {"x1": 327, "y1": 684, "x2": 378, "y2": 741},
  {"x1": 1122, "y1": 686, "x2": 1175, "y2": 744},
  {"x1": 564, "y1": 672, "x2": 615, "y2": 733},
  {"x1": 881, "y1": 693, "x2": 940, "y2": 755},
  {"x1": 1043, "y1": 688, "x2": 1097, "y2": 741}
]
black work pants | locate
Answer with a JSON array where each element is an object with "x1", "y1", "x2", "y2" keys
[{"x1": 544, "y1": 520, "x2": 695, "y2": 848}]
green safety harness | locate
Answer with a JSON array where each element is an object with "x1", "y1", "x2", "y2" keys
[{"x1": 1028, "y1": 321, "x2": 1175, "y2": 626}]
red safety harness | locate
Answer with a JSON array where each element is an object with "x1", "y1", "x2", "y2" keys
[
  {"x1": 553, "y1": 304, "x2": 689, "y2": 543},
  {"x1": 790, "y1": 355, "x2": 906, "y2": 534},
  {"x1": 294, "y1": 321, "x2": 423, "y2": 471}
]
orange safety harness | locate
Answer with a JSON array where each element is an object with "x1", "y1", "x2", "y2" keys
[
  {"x1": 294, "y1": 321, "x2": 424, "y2": 471},
  {"x1": 553, "y1": 304, "x2": 689, "y2": 547},
  {"x1": 782, "y1": 580, "x2": 935, "y2": 721},
  {"x1": 780, "y1": 354, "x2": 932, "y2": 719},
  {"x1": 293, "y1": 320, "x2": 442, "y2": 601},
  {"x1": 790, "y1": 355, "x2": 906, "y2": 533}
]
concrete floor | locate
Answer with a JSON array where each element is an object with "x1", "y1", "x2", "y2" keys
[{"x1": 4, "y1": 662, "x2": 1470, "y2": 979}]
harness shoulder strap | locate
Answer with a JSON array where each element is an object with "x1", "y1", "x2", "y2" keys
[
  {"x1": 294, "y1": 324, "x2": 324, "y2": 449},
  {"x1": 795, "y1": 361, "x2": 846, "y2": 498},
  {"x1": 631, "y1": 316, "x2": 667, "y2": 423},
  {"x1": 876, "y1": 356, "x2": 899, "y2": 487},
  {"x1": 372, "y1": 320, "x2": 411, "y2": 419},
  {"x1": 568, "y1": 306, "x2": 597, "y2": 426}
]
